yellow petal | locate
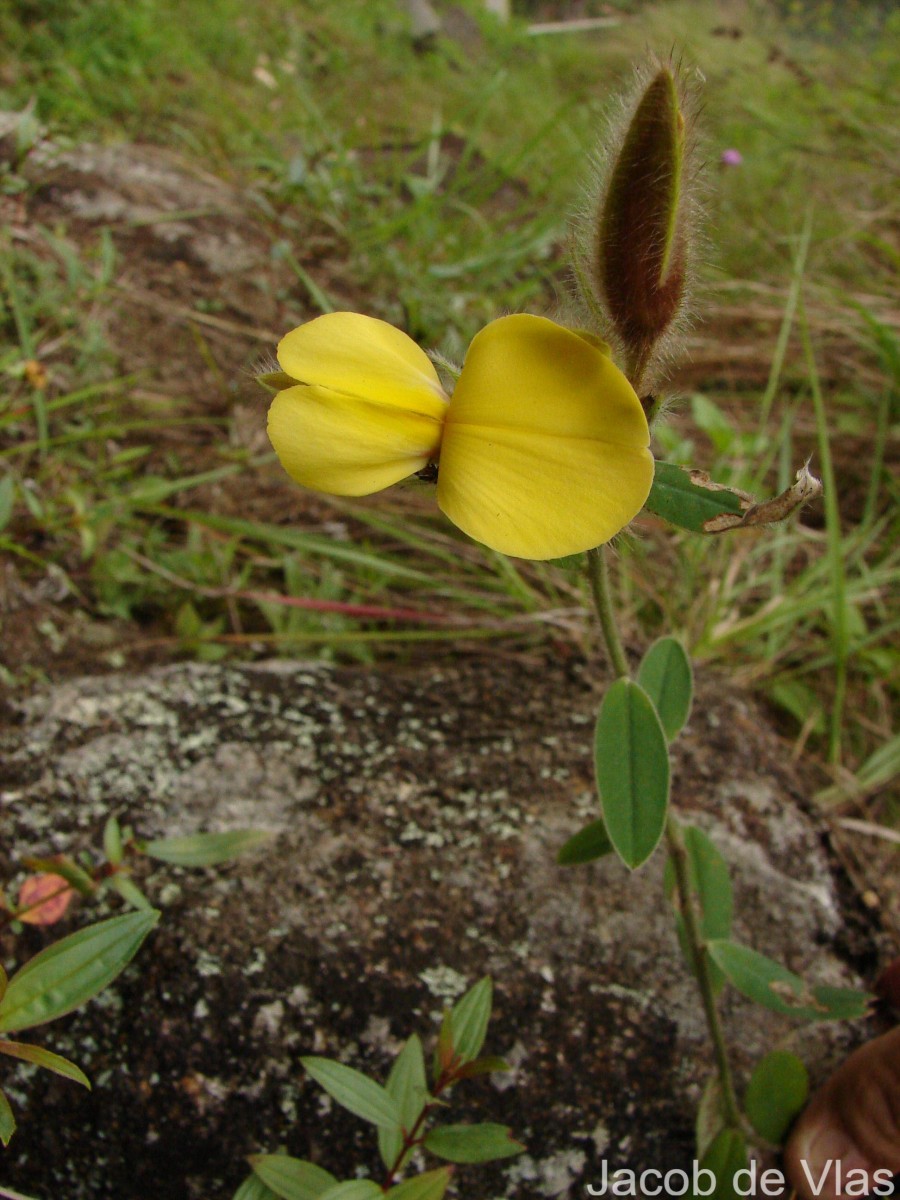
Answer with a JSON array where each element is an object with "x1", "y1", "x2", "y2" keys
[
  {"x1": 268, "y1": 384, "x2": 443, "y2": 496},
  {"x1": 437, "y1": 315, "x2": 653, "y2": 559},
  {"x1": 277, "y1": 312, "x2": 448, "y2": 420}
]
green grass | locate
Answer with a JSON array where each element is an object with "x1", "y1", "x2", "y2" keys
[{"x1": 0, "y1": 0, "x2": 897, "y2": 796}]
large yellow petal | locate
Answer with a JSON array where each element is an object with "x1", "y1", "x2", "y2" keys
[
  {"x1": 277, "y1": 312, "x2": 448, "y2": 420},
  {"x1": 437, "y1": 315, "x2": 653, "y2": 559},
  {"x1": 268, "y1": 384, "x2": 443, "y2": 496}
]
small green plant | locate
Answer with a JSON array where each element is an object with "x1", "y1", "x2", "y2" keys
[
  {"x1": 233, "y1": 977, "x2": 522, "y2": 1200},
  {"x1": 0, "y1": 817, "x2": 271, "y2": 1145},
  {"x1": 0, "y1": 909, "x2": 160, "y2": 1147}
]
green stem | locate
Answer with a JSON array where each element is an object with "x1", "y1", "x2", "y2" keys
[
  {"x1": 587, "y1": 542, "x2": 742, "y2": 1131},
  {"x1": 383, "y1": 1064, "x2": 465, "y2": 1190},
  {"x1": 665, "y1": 814, "x2": 743, "y2": 1129},
  {"x1": 586, "y1": 546, "x2": 629, "y2": 679}
]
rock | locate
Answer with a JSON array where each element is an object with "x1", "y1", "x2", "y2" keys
[
  {"x1": 405, "y1": 0, "x2": 443, "y2": 41},
  {"x1": 0, "y1": 657, "x2": 878, "y2": 1198}
]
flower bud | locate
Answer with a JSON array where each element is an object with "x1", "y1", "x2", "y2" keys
[{"x1": 594, "y1": 65, "x2": 691, "y2": 373}]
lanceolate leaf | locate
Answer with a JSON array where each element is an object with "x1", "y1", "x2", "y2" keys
[
  {"x1": 108, "y1": 873, "x2": 154, "y2": 911},
  {"x1": 384, "y1": 1168, "x2": 453, "y2": 1200},
  {"x1": 23, "y1": 855, "x2": 94, "y2": 896},
  {"x1": 0, "y1": 1088, "x2": 15, "y2": 1147},
  {"x1": 141, "y1": 829, "x2": 273, "y2": 866},
  {"x1": 695, "y1": 1074, "x2": 727, "y2": 1161},
  {"x1": 0, "y1": 1039, "x2": 90, "y2": 1087},
  {"x1": 379, "y1": 1034, "x2": 428, "y2": 1172},
  {"x1": 744, "y1": 1051, "x2": 809, "y2": 1144},
  {"x1": 557, "y1": 819, "x2": 613, "y2": 866},
  {"x1": 103, "y1": 816, "x2": 124, "y2": 865},
  {"x1": 707, "y1": 940, "x2": 873, "y2": 1021},
  {"x1": 699, "y1": 1127, "x2": 747, "y2": 1199},
  {"x1": 449, "y1": 977, "x2": 492, "y2": 1064},
  {"x1": 637, "y1": 637, "x2": 693, "y2": 740},
  {"x1": 424, "y1": 1123, "x2": 525, "y2": 1163},
  {"x1": 233, "y1": 1175, "x2": 280, "y2": 1200},
  {"x1": 0, "y1": 909, "x2": 160, "y2": 1033},
  {"x1": 455, "y1": 1055, "x2": 510, "y2": 1079},
  {"x1": 594, "y1": 679, "x2": 670, "y2": 869},
  {"x1": 301, "y1": 1058, "x2": 402, "y2": 1130},
  {"x1": 318, "y1": 1183, "x2": 382, "y2": 1200},
  {"x1": 249, "y1": 1154, "x2": 338, "y2": 1200}
]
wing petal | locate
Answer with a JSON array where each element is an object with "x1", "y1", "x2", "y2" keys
[
  {"x1": 277, "y1": 312, "x2": 448, "y2": 419},
  {"x1": 268, "y1": 384, "x2": 443, "y2": 496}
]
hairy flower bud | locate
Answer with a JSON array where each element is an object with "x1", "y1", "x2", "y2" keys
[{"x1": 594, "y1": 65, "x2": 691, "y2": 376}]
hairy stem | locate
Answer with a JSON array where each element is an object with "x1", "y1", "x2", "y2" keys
[
  {"x1": 586, "y1": 546, "x2": 629, "y2": 679},
  {"x1": 586, "y1": 541, "x2": 742, "y2": 1131}
]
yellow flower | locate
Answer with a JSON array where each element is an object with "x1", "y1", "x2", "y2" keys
[{"x1": 267, "y1": 311, "x2": 653, "y2": 560}]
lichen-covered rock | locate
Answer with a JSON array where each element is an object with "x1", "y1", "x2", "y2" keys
[{"x1": 0, "y1": 657, "x2": 877, "y2": 1198}]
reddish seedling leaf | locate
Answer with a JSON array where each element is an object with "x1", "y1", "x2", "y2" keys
[{"x1": 17, "y1": 875, "x2": 75, "y2": 926}]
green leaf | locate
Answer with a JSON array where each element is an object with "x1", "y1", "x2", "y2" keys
[
  {"x1": 0, "y1": 909, "x2": 160, "y2": 1032},
  {"x1": 0, "y1": 1039, "x2": 90, "y2": 1087},
  {"x1": 0, "y1": 1088, "x2": 15, "y2": 1146},
  {"x1": 384, "y1": 1168, "x2": 452, "y2": 1200},
  {"x1": 249, "y1": 1155, "x2": 338, "y2": 1200},
  {"x1": 379, "y1": 1034, "x2": 428, "y2": 1172},
  {"x1": 0, "y1": 474, "x2": 14, "y2": 533},
  {"x1": 424, "y1": 1122, "x2": 525, "y2": 1163},
  {"x1": 766, "y1": 680, "x2": 825, "y2": 736},
  {"x1": 318, "y1": 1184, "x2": 381, "y2": 1200},
  {"x1": 557, "y1": 819, "x2": 613, "y2": 865},
  {"x1": 449, "y1": 977, "x2": 492, "y2": 1063},
  {"x1": 637, "y1": 637, "x2": 693, "y2": 740},
  {"x1": 141, "y1": 829, "x2": 274, "y2": 866},
  {"x1": 594, "y1": 679, "x2": 670, "y2": 869},
  {"x1": 455, "y1": 1055, "x2": 510, "y2": 1079},
  {"x1": 695, "y1": 1074, "x2": 726, "y2": 1161},
  {"x1": 664, "y1": 826, "x2": 733, "y2": 993},
  {"x1": 699, "y1": 1127, "x2": 748, "y2": 1200},
  {"x1": 707, "y1": 940, "x2": 873, "y2": 1021},
  {"x1": 23, "y1": 854, "x2": 95, "y2": 896},
  {"x1": 0, "y1": 964, "x2": 7, "y2": 1004},
  {"x1": 108, "y1": 873, "x2": 154, "y2": 911},
  {"x1": 301, "y1": 1058, "x2": 402, "y2": 1130},
  {"x1": 103, "y1": 816, "x2": 124, "y2": 865},
  {"x1": 233, "y1": 1175, "x2": 280, "y2": 1200},
  {"x1": 745, "y1": 1051, "x2": 809, "y2": 1144},
  {"x1": 645, "y1": 461, "x2": 746, "y2": 532}
]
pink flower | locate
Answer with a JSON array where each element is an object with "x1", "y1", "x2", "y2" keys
[{"x1": 720, "y1": 148, "x2": 743, "y2": 166}]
